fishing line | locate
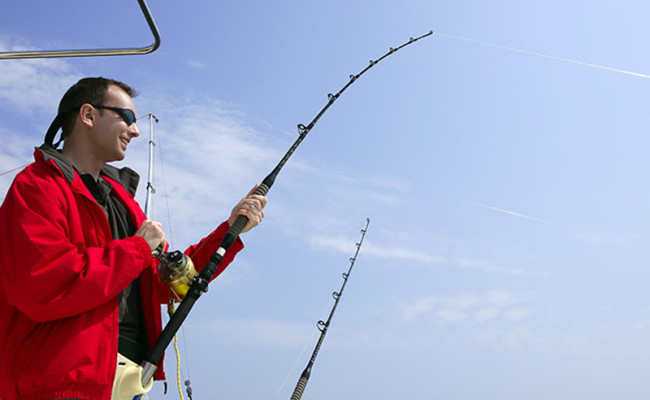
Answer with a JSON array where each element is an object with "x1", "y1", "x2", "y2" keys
[
  {"x1": 273, "y1": 297, "x2": 336, "y2": 399},
  {"x1": 435, "y1": 31, "x2": 650, "y2": 79},
  {"x1": 0, "y1": 163, "x2": 29, "y2": 177},
  {"x1": 156, "y1": 121, "x2": 195, "y2": 400},
  {"x1": 157, "y1": 132, "x2": 185, "y2": 400},
  {"x1": 156, "y1": 126, "x2": 176, "y2": 249}
]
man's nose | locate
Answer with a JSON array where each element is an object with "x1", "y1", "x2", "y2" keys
[{"x1": 129, "y1": 123, "x2": 140, "y2": 138}]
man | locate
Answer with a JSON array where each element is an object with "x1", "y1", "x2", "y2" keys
[{"x1": 0, "y1": 77, "x2": 267, "y2": 400}]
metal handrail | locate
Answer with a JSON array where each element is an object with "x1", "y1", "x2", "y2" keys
[{"x1": 0, "y1": 0, "x2": 160, "y2": 60}]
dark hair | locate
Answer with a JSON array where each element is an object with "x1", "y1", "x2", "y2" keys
[{"x1": 58, "y1": 77, "x2": 137, "y2": 138}]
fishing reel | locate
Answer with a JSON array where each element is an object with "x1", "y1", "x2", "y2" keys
[{"x1": 157, "y1": 250, "x2": 198, "y2": 300}]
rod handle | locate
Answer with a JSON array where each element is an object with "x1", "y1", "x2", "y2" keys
[
  {"x1": 290, "y1": 376, "x2": 309, "y2": 400},
  {"x1": 145, "y1": 182, "x2": 271, "y2": 368},
  {"x1": 225, "y1": 183, "x2": 270, "y2": 242}
]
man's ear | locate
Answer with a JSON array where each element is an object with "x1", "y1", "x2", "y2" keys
[{"x1": 79, "y1": 103, "x2": 95, "y2": 128}]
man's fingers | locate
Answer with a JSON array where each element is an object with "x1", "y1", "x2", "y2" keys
[{"x1": 136, "y1": 220, "x2": 166, "y2": 252}]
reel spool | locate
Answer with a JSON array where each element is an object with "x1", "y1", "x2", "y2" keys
[{"x1": 158, "y1": 251, "x2": 197, "y2": 300}]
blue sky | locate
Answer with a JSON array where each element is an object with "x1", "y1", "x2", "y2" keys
[{"x1": 2, "y1": 1, "x2": 650, "y2": 399}]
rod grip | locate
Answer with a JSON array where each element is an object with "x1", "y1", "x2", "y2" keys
[
  {"x1": 290, "y1": 376, "x2": 309, "y2": 400},
  {"x1": 225, "y1": 183, "x2": 270, "y2": 240},
  {"x1": 146, "y1": 183, "x2": 270, "y2": 368}
]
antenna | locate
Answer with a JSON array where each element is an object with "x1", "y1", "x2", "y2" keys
[{"x1": 143, "y1": 113, "x2": 159, "y2": 220}]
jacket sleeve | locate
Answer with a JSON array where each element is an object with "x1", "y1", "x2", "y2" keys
[
  {"x1": 183, "y1": 221, "x2": 245, "y2": 281},
  {"x1": 0, "y1": 170, "x2": 153, "y2": 322}
]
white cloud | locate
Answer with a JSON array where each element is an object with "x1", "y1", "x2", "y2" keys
[
  {"x1": 400, "y1": 296, "x2": 438, "y2": 321},
  {"x1": 505, "y1": 307, "x2": 534, "y2": 321},
  {"x1": 0, "y1": 39, "x2": 80, "y2": 112},
  {"x1": 486, "y1": 289, "x2": 516, "y2": 305},
  {"x1": 501, "y1": 326, "x2": 532, "y2": 350},
  {"x1": 435, "y1": 309, "x2": 468, "y2": 323},
  {"x1": 400, "y1": 293, "x2": 480, "y2": 322},
  {"x1": 399, "y1": 290, "x2": 535, "y2": 326},
  {"x1": 0, "y1": 129, "x2": 44, "y2": 201},
  {"x1": 308, "y1": 233, "x2": 444, "y2": 264},
  {"x1": 474, "y1": 308, "x2": 500, "y2": 322},
  {"x1": 305, "y1": 231, "x2": 548, "y2": 280},
  {"x1": 458, "y1": 256, "x2": 551, "y2": 278},
  {"x1": 187, "y1": 60, "x2": 209, "y2": 70},
  {"x1": 116, "y1": 96, "x2": 280, "y2": 249}
]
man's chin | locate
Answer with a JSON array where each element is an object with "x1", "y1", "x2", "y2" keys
[{"x1": 108, "y1": 153, "x2": 126, "y2": 163}]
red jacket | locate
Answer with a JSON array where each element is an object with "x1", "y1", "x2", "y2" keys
[{"x1": 0, "y1": 146, "x2": 243, "y2": 400}]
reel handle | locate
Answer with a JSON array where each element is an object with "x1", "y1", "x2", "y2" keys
[{"x1": 151, "y1": 244, "x2": 164, "y2": 258}]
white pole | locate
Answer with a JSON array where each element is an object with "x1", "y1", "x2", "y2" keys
[{"x1": 143, "y1": 113, "x2": 158, "y2": 219}]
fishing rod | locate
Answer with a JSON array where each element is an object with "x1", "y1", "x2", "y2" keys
[
  {"x1": 289, "y1": 218, "x2": 370, "y2": 400},
  {"x1": 140, "y1": 30, "x2": 433, "y2": 387}
]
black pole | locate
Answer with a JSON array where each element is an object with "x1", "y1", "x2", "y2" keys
[
  {"x1": 140, "y1": 31, "x2": 433, "y2": 386},
  {"x1": 290, "y1": 218, "x2": 370, "y2": 400}
]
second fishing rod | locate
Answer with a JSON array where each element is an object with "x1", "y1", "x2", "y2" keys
[
  {"x1": 289, "y1": 218, "x2": 370, "y2": 400},
  {"x1": 140, "y1": 30, "x2": 434, "y2": 386}
]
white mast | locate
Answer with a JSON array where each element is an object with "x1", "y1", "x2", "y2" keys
[{"x1": 143, "y1": 113, "x2": 159, "y2": 219}]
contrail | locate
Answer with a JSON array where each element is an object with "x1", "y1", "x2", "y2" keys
[
  {"x1": 441, "y1": 193, "x2": 558, "y2": 226},
  {"x1": 432, "y1": 191, "x2": 599, "y2": 242},
  {"x1": 435, "y1": 31, "x2": 650, "y2": 79}
]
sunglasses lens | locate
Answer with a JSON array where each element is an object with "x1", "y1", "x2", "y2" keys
[
  {"x1": 122, "y1": 109, "x2": 136, "y2": 125},
  {"x1": 91, "y1": 105, "x2": 136, "y2": 125}
]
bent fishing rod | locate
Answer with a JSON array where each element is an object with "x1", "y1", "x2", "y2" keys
[
  {"x1": 289, "y1": 218, "x2": 370, "y2": 400},
  {"x1": 140, "y1": 30, "x2": 433, "y2": 386}
]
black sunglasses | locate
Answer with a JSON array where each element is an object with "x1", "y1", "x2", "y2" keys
[
  {"x1": 91, "y1": 104, "x2": 137, "y2": 126},
  {"x1": 44, "y1": 104, "x2": 138, "y2": 148}
]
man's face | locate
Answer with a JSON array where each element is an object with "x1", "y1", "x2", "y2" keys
[{"x1": 88, "y1": 85, "x2": 139, "y2": 163}]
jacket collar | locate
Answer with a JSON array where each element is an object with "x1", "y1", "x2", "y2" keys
[{"x1": 36, "y1": 144, "x2": 141, "y2": 196}]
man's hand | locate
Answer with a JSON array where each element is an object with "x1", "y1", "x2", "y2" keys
[
  {"x1": 135, "y1": 220, "x2": 167, "y2": 252},
  {"x1": 228, "y1": 185, "x2": 268, "y2": 234}
]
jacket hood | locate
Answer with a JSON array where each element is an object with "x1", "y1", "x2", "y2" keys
[{"x1": 36, "y1": 143, "x2": 140, "y2": 196}]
